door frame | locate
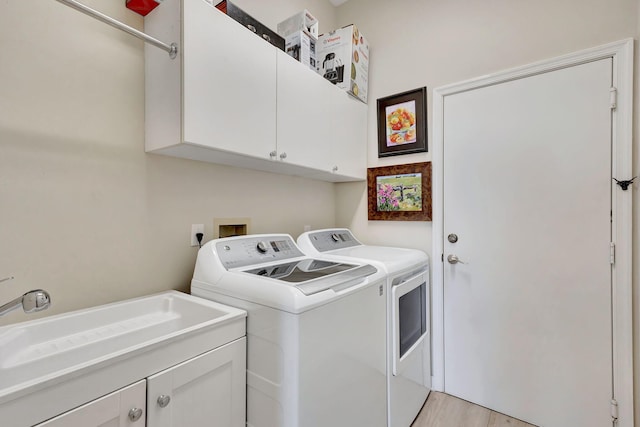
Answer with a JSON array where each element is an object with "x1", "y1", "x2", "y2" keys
[{"x1": 431, "y1": 38, "x2": 634, "y2": 426}]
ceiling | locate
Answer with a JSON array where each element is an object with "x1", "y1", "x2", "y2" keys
[{"x1": 328, "y1": 0, "x2": 349, "y2": 6}]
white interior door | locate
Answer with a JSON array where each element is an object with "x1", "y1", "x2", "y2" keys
[{"x1": 442, "y1": 58, "x2": 613, "y2": 427}]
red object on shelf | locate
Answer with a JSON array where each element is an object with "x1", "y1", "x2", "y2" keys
[
  {"x1": 215, "y1": 0, "x2": 227, "y2": 14},
  {"x1": 126, "y1": 0, "x2": 161, "y2": 16}
]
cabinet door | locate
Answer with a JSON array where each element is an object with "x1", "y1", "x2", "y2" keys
[
  {"x1": 36, "y1": 380, "x2": 146, "y2": 427},
  {"x1": 146, "y1": 338, "x2": 246, "y2": 427},
  {"x1": 183, "y1": 0, "x2": 277, "y2": 159},
  {"x1": 276, "y1": 51, "x2": 335, "y2": 172},
  {"x1": 327, "y1": 87, "x2": 367, "y2": 180}
]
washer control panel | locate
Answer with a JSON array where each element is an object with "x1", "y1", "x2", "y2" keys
[
  {"x1": 305, "y1": 229, "x2": 361, "y2": 252},
  {"x1": 216, "y1": 235, "x2": 305, "y2": 270}
]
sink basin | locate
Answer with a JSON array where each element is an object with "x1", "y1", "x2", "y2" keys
[{"x1": 0, "y1": 291, "x2": 246, "y2": 426}]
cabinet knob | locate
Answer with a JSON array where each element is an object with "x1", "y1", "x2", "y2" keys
[
  {"x1": 246, "y1": 24, "x2": 257, "y2": 33},
  {"x1": 279, "y1": 152, "x2": 287, "y2": 160},
  {"x1": 332, "y1": 166, "x2": 338, "y2": 173},
  {"x1": 157, "y1": 394, "x2": 171, "y2": 408},
  {"x1": 269, "y1": 150, "x2": 277, "y2": 159},
  {"x1": 128, "y1": 408, "x2": 144, "y2": 422}
]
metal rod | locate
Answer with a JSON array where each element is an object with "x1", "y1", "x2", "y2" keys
[{"x1": 54, "y1": 0, "x2": 178, "y2": 59}]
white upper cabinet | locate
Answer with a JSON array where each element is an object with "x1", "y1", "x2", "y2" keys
[
  {"x1": 145, "y1": 0, "x2": 367, "y2": 182},
  {"x1": 322, "y1": 77, "x2": 368, "y2": 179},
  {"x1": 182, "y1": 0, "x2": 276, "y2": 160},
  {"x1": 276, "y1": 50, "x2": 336, "y2": 172}
]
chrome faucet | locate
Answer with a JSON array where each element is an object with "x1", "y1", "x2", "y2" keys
[{"x1": 0, "y1": 276, "x2": 52, "y2": 317}]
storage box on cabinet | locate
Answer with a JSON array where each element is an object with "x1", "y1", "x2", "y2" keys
[{"x1": 144, "y1": 0, "x2": 367, "y2": 182}]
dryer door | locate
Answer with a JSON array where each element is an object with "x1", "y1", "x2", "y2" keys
[{"x1": 391, "y1": 270, "x2": 428, "y2": 376}]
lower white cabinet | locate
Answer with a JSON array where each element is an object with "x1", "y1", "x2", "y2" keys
[
  {"x1": 35, "y1": 338, "x2": 246, "y2": 427},
  {"x1": 36, "y1": 380, "x2": 147, "y2": 427},
  {"x1": 146, "y1": 338, "x2": 246, "y2": 427}
]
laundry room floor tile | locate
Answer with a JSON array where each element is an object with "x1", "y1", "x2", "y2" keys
[{"x1": 411, "y1": 392, "x2": 536, "y2": 427}]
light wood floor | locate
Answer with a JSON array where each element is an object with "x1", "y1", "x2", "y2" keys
[{"x1": 411, "y1": 392, "x2": 537, "y2": 427}]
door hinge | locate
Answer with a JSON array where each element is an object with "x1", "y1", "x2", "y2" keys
[
  {"x1": 610, "y1": 242, "x2": 615, "y2": 265},
  {"x1": 610, "y1": 87, "x2": 617, "y2": 110},
  {"x1": 610, "y1": 399, "x2": 619, "y2": 421}
]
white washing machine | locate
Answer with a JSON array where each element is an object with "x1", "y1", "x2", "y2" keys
[
  {"x1": 191, "y1": 234, "x2": 387, "y2": 427},
  {"x1": 297, "y1": 228, "x2": 431, "y2": 427}
]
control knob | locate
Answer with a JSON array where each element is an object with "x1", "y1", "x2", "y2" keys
[
  {"x1": 256, "y1": 241, "x2": 269, "y2": 253},
  {"x1": 331, "y1": 233, "x2": 340, "y2": 242}
]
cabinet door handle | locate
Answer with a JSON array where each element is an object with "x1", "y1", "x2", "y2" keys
[
  {"x1": 128, "y1": 408, "x2": 144, "y2": 422},
  {"x1": 157, "y1": 394, "x2": 171, "y2": 408},
  {"x1": 262, "y1": 34, "x2": 271, "y2": 42},
  {"x1": 332, "y1": 166, "x2": 338, "y2": 173},
  {"x1": 269, "y1": 150, "x2": 277, "y2": 159},
  {"x1": 279, "y1": 152, "x2": 287, "y2": 160},
  {"x1": 246, "y1": 24, "x2": 257, "y2": 33}
]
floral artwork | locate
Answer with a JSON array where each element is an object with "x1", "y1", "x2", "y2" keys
[
  {"x1": 368, "y1": 162, "x2": 431, "y2": 221},
  {"x1": 377, "y1": 87, "x2": 427, "y2": 157},
  {"x1": 376, "y1": 173, "x2": 422, "y2": 212}
]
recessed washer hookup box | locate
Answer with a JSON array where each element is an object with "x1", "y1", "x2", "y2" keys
[{"x1": 317, "y1": 24, "x2": 369, "y2": 103}]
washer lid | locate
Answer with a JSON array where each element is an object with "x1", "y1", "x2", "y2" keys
[
  {"x1": 297, "y1": 229, "x2": 429, "y2": 275},
  {"x1": 242, "y1": 259, "x2": 378, "y2": 295}
]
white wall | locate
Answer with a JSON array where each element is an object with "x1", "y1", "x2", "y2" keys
[
  {"x1": 335, "y1": 0, "x2": 639, "y2": 423},
  {"x1": 0, "y1": 0, "x2": 338, "y2": 325}
]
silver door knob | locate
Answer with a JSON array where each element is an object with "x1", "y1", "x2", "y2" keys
[
  {"x1": 128, "y1": 408, "x2": 143, "y2": 422},
  {"x1": 447, "y1": 254, "x2": 465, "y2": 264},
  {"x1": 157, "y1": 394, "x2": 171, "y2": 408}
]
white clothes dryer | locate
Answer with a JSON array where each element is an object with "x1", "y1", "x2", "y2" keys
[
  {"x1": 297, "y1": 228, "x2": 431, "y2": 427},
  {"x1": 191, "y1": 234, "x2": 387, "y2": 427}
]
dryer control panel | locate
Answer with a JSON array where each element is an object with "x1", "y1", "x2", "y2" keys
[
  {"x1": 216, "y1": 234, "x2": 305, "y2": 270},
  {"x1": 304, "y1": 229, "x2": 362, "y2": 252}
]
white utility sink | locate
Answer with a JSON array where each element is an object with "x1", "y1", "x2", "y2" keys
[{"x1": 0, "y1": 291, "x2": 246, "y2": 426}]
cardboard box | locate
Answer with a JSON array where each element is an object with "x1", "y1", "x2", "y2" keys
[
  {"x1": 215, "y1": 1, "x2": 285, "y2": 50},
  {"x1": 277, "y1": 10, "x2": 319, "y2": 39},
  {"x1": 284, "y1": 30, "x2": 317, "y2": 72},
  {"x1": 317, "y1": 24, "x2": 369, "y2": 103}
]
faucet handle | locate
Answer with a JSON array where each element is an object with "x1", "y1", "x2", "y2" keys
[
  {"x1": 0, "y1": 276, "x2": 15, "y2": 285},
  {"x1": 22, "y1": 290, "x2": 51, "y2": 313}
]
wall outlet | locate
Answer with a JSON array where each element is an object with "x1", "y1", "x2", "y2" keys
[{"x1": 191, "y1": 224, "x2": 205, "y2": 247}]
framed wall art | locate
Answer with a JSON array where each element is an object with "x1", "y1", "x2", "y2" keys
[
  {"x1": 377, "y1": 87, "x2": 427, "y2": 157},
  {"x1": 367, "y1": 162, "x2": 432, "y2": 221}
]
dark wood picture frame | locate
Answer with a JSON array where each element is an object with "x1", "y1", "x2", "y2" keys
[
  {"x1": 367, "y1": 162, "x2": 432, "y2": 221},
  {"x1": 377, "y1": 87, "x2": 427, "y2": 157}
]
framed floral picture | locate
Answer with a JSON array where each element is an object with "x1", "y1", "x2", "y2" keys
[
  {"x1": 367, "y1": 162, "x2": 432, "y2": 221},
  {"x1": 377, "y1": 87, "x2": 427, "y2": 157}
]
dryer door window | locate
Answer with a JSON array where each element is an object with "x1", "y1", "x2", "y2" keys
[
  {"x1": 399, "y1": 283, "x2": 426, "y2": 358},
  {"x1": 392, "y1": 270, "x2": 429, "y2": 376}
]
